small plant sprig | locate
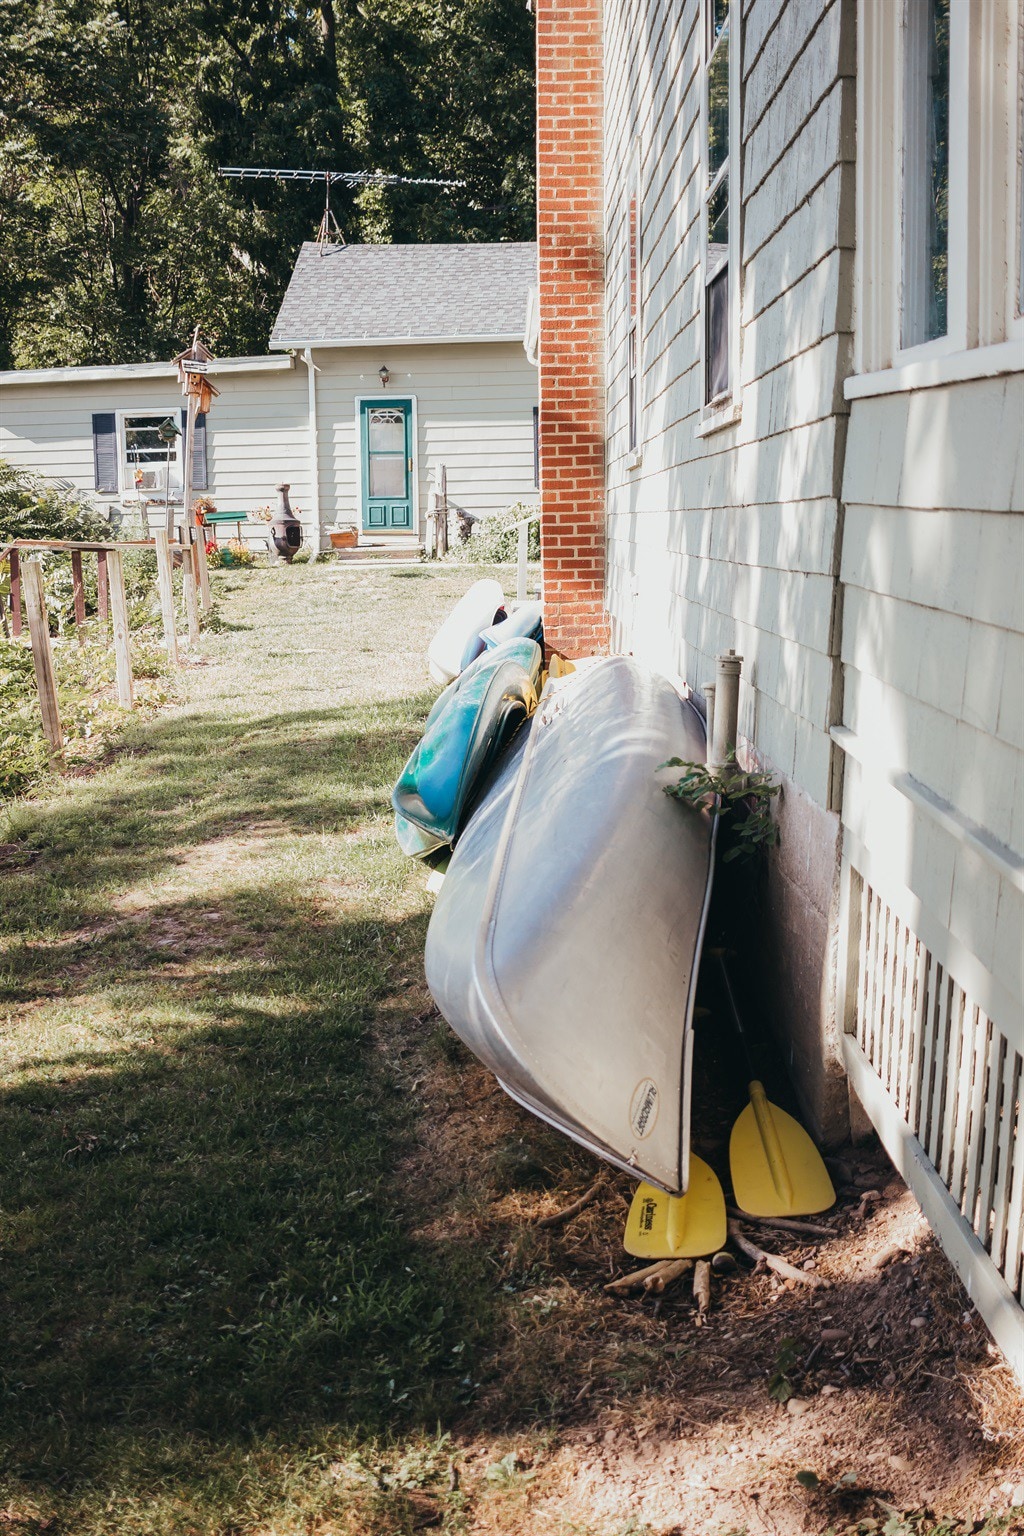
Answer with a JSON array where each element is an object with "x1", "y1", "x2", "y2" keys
[{"x1": 661, "y1": 752, "x2": 781, "y2": 863}]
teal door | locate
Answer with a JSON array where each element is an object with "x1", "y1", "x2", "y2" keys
[{"x1": 360, "y1": 400, "x2": 414, "y2": 531}]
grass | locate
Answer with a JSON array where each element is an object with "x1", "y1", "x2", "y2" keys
[{"x1": 0, "y1": 561, "x2": 527, "y2": 1534}]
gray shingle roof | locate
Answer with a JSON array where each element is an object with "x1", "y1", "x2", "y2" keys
[{"x1": 270, "y1": 241, "x2": 537, "y2": 346}]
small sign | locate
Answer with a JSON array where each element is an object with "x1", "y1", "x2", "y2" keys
[{"x1": 182, "y1": 359, "x2": 210, "y2": 373}]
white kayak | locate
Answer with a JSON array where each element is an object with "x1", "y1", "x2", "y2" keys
[
  {"x1": 427, "y1": 578, "x2": 506, "y2": 686},
  {"x1": 424, "y1": 656, "x2": 716, "y2": 1195}
]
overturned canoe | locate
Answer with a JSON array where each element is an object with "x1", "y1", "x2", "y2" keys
[
  {"x1": 427, "y1": 578, "x2": 506, "y2": 686},
  {"x1": 424, "y1": 657, "x2": 715, "y2": 1195},
  {"x1": 393, "y1": 637, "x2": 541, "y2": 856}
]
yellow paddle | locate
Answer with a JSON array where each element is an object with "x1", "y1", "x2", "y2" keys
[
  {"x1": 715, "y1": 950, "x2": 835, "y2": 1218},
  {"x1": 624, "y1": 1156, "x2": 727, "y2": 1259}
]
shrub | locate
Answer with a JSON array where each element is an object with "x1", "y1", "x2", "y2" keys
[
  {"x1": 0, "y1": 459, "x2": 108, "y2": 545},
  {"x1": 446, "y1": 501, "x2": 540, "y2": 564}
]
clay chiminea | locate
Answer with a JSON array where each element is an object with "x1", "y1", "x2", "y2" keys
[{"x1": 269, "y1": 483, "x2": 303, "y2": 562}]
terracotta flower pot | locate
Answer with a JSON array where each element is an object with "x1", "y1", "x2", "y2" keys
[{"x1": 330, "y1": 528, "x2": 359, "y2": 549}]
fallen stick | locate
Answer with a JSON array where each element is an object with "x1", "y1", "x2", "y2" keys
[
  {"x1": 604, "y1": 1259, "x2": 669, "y2": 1292},
  {"x1": 643, "y1": 1259, "x2": 692, "y2": 1294},
  {"x1": 728, "y1": 1221, "x2": 828, "y2": 1288},
  {"x1": 693, "y1": 1259, "x2": 711, "y2": 1316},
  {"x1": 726, "y1": 1206, "x2": 835, "y2": 1238},
  {"x1": 604, "y1": 1258, "x2": 692, "y2": 1294},
  {"x1": 536, "y1": 1178, "x2": 605, "y2": 1228}
]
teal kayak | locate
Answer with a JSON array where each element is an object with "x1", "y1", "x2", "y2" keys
[{"x1": 393, "y1": 637, "x2": 542, "y2": 856}]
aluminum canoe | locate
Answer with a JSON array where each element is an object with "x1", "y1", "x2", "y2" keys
[{"x1": 424, "y1": 656, "x2": 715, "y2": 1195}]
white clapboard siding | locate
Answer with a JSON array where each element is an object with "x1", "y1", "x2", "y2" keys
[
  {"x1": 0, "y1": 364, "x2": 312, "y2": 515},
  {"x1": 836, "y1": 365, "x2": 1024, "y2": 1384},
  {"x1": 604, "y1": 0, "x2": 853, "y2": 818},
  {"x1": 313, "y1": 342, "x2": 539, "y2": 531}
]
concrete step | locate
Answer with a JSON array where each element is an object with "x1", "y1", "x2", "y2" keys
[{"x1": 331, "y1": 538, "x2": 424, "y2": 563}]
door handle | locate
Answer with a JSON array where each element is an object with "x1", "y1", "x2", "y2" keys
[{"x1": 408, "y1": 458, "x2": 413, "y2": 472}]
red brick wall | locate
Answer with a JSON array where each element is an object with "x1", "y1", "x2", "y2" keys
[{"x1": 536, "y1": 0, "x2": 610, "y2": 659}]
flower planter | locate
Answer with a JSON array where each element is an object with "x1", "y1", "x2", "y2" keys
[{"x1": 330, "y1": 528, "x2": 359, "y2": 550}]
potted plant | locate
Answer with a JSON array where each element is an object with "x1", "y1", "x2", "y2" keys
[{"x1": 329, "y1": 523, "x2": 359, "y2": 550}]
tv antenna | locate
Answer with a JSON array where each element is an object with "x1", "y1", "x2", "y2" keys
[{"x1": 219, "y1": 167, "x2": 465, "y2": 250}]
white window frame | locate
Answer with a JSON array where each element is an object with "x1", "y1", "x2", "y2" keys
[
  {"x1": 117, "y1": 409, "x2": 184, "y2": 502},
  {"x1": 851, "y1": 0, "x2": 1024, "y2": 397},
  {"x1": 697, "y1": 0, "x2": 742, "y2": 436},
  {"x1": 626, "y1": 141, "x2": 644, "y2": 468},
  {"x1": 1014, "y1": 6, "x2": 1024, "y2": 340}
]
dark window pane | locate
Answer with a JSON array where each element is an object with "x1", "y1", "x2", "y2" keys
[
  {"x1": 710, "y1": 0, "x2": 729, "y2": 48},
  {"x1": 902, "y1": 0, "x2": 949, "y2": 345},
  {"x1": 707, "y1": 30, "x2": 729, "y2": 181},
  {"x1": 706, "y1": 263, "x2": 730, "y2": 403},
  {"x1": 707, "y1": 174, "x2": 729, "y2": 268}
]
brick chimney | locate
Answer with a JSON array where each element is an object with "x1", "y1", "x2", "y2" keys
[{"x1": 535, "y1": 0, "x2": 610, "y2": 659}]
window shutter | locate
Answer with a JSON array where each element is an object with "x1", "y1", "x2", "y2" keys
[
  {"x1": 92, "y1": 413, "x2": 118, "y2": 493},
  {"x1": 192, "y1": 412, "x2": 208, "y2": 491},
  {"x1": 181, "y1": 408, "x2": 209, "y2": 491}
]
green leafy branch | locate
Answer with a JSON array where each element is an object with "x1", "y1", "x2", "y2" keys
[{"x1": 661, "y1": 752, "x2": 781, "y2": 863}]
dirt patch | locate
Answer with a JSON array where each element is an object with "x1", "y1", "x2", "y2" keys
[{"x1": 386, "y1": 1002, "x2": 1024, "y2": 1535}]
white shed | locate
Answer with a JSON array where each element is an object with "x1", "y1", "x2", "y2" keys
[{"x1": 0, "y1": 241, "x2": 540, "y2": 553}]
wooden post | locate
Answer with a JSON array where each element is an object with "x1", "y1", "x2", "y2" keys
[
  {"x1": 105, "y1": 549, "x2": 134, "y2": 708},
  {"x1": 153, "y1": 529, "x2": 179, "y2": 667},
  {"x1": 196, "y1": 530, "x2": 211, "y2": 611},
  {"x1": 71, "y1": 549, "x2": 87, "y2": 644},
  {"x1": 9, "y1": 549, "x2": 22, "y2": 636},
  {"x1": 21, "y1": 559, "x2": 65, "y2": 766},
  {"x1": 180, "y1": 529, "x2": 200, "y2": 647},
  {"x1": 96, "y1": 551, "x2": 109, "y2": 623}
]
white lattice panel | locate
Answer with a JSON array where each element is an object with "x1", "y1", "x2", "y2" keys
[{"x1": 855, "y1": 876, "x2": 1024, "y2": 1302}]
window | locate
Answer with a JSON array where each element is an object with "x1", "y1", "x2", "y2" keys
[
  {"x1": 701, "y1": 0, "x2": 740, "y2": 415},
  {"x1": 122, "y1": 413, "x2": 183, "y2": 499},
  {"x1": 627, "y1": 147, "x2": 643, "y2": 457},
  {"x1": 901, "y1": 0, "x2": 950, "y2": 347},
  {"x1": 852, "y1": 0, "x2": 1024, "y2": 387}
]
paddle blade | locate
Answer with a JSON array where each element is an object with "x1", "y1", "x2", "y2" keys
[
  {"x1": 623, "y1": 1157, "x2": 727, "y2": 1258},
  {"x1": 729, "y1": 1082, "x2": 835, "y2": 1216}
]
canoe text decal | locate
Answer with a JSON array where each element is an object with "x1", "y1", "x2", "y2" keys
[{"x1": 629, "y1": 1078, "x2": 659, "y2": 1140}]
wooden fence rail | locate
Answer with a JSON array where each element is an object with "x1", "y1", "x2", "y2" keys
[{"x1": 0, "y1": 532, "x2": 204, "y2": 766}]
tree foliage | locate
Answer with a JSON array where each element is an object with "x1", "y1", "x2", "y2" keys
[{"x1": 0, "y1": 0, "x2": 535, "y2": 368}]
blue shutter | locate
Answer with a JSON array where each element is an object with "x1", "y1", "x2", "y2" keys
[
  {"x1": 92, "y1": 412, "x2": 118, "y2": 493},
  {"x1": 181, "y1": 408, "x2": 209, "y2": 492}
]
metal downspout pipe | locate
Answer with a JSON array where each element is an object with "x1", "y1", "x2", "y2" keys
[{"x1": 301, "y1": 347, "x2": 321, "y2": 555}]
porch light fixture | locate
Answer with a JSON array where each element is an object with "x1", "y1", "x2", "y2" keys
[{"x1": 378, "y1": 363, "x2": 391, "y2": 388}]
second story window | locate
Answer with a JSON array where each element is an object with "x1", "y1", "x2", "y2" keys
[
  {"x1": 627, "y1": 166, "x2": 642, "y2": 455},
  {"x1": 701, "y1": 0, "x2": 738, "y2": 413}
]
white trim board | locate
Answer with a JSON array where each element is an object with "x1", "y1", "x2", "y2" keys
[
  {"x1": 0, "y1": 356, "x2": 295, "y2": 388},
  {"x1": 843, "y1": 1033, "x2": 1024, "y2": 1386},
  {"x1": 844, "y1": 336, "x2": 1024, "y2": 398}
]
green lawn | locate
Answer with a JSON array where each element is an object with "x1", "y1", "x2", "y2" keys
[{"x1": 0, "y1": 562, "x2": 565, "y2": 1535}]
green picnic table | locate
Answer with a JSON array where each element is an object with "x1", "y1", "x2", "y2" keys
[{"x1": 200, "y1": 509, "x2": 251, "y2": 540}]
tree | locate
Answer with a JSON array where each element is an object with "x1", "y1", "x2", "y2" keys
[{"x1": 0, "y1": 0, "x2": 536, "y2": 368}]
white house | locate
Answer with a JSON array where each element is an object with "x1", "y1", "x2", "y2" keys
[
  {"x1": 0, "y1": 242, "x2": 540, "y2": 552},
  {"x1": 535, "y1": 0, "x2": 1023, "y2": 1377}
]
